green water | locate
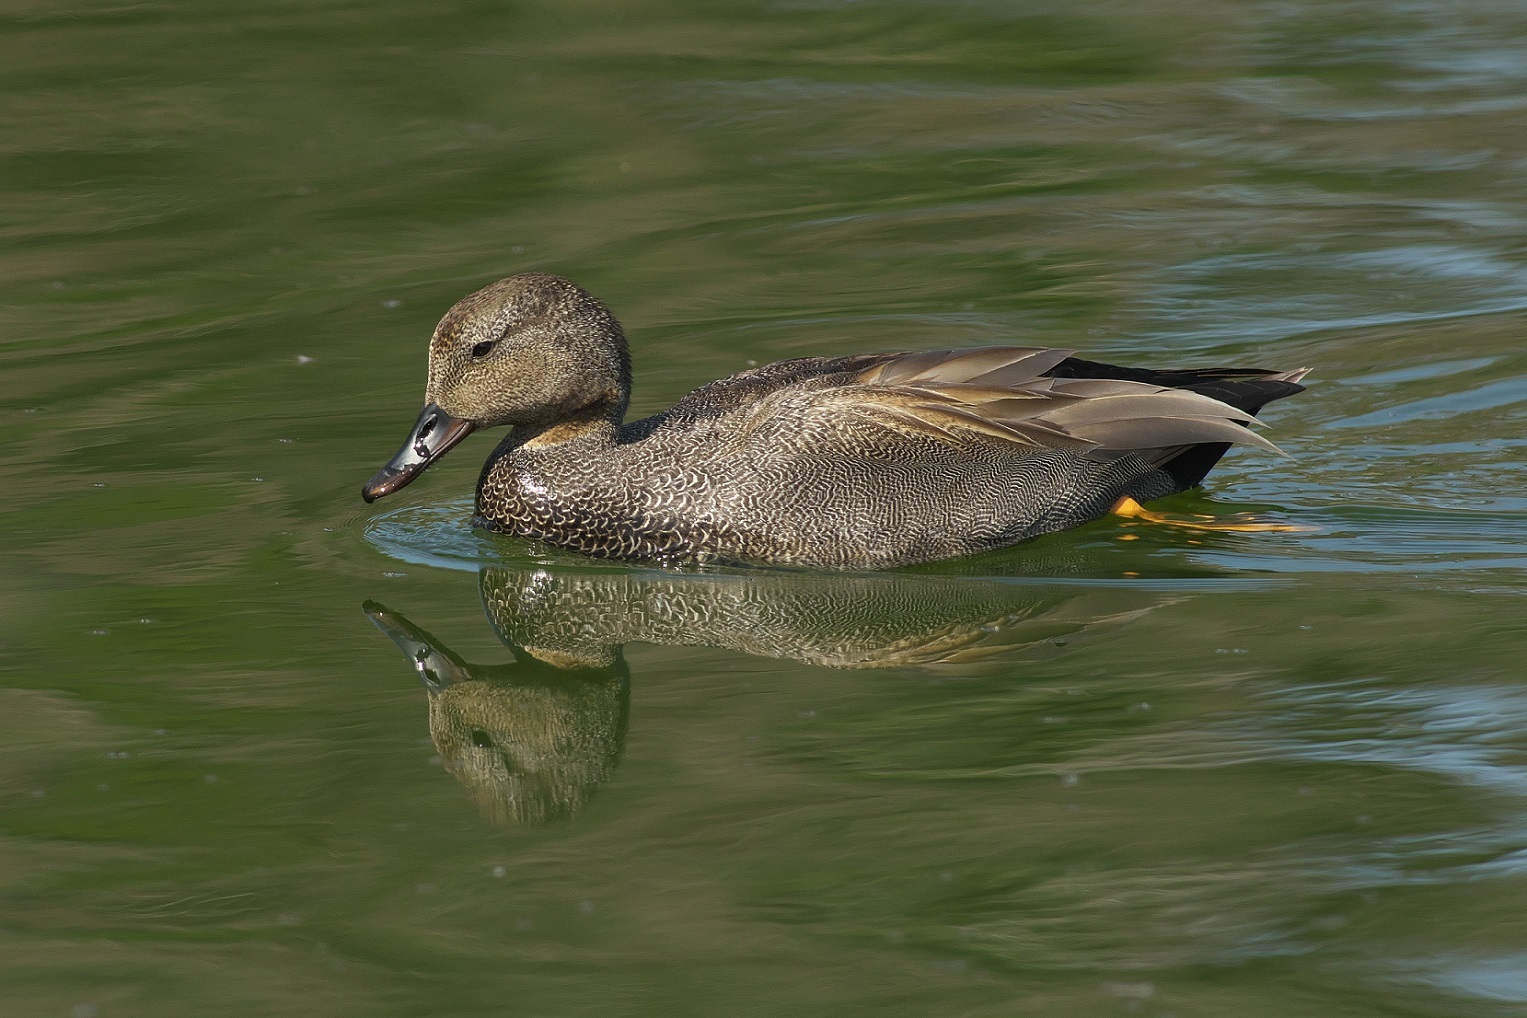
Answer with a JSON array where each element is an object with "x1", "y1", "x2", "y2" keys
[{"x1": 5, "y1": 1, "x2": 1527, "y2": 1014}]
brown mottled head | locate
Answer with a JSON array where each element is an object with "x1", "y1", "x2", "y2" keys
[
  {"x1": 362, "y1": 273, "x2": 632, "y2": 502},
  {"x1": 425, "y1": 272, "x2": 631, "y2": 427}
]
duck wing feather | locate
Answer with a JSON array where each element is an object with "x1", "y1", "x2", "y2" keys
[{"x1": 777, "y1": 347, "x2": 1286, "y2": 459}]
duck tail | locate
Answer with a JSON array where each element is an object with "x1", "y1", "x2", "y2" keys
[
  {"x1": 1042, "y1": 355, "x2": 1309, "y2": 487},
  {"x1": 1159, "y1": 374, "x2": 1309, "y2": 488},
  {"x1": 1045, "y1": 356, "x2": 1310, "y2": 389}
]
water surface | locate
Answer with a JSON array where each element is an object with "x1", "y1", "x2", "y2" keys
[{"x1": 3, "y1": 1, "x2": 1526, "y2": 1015}]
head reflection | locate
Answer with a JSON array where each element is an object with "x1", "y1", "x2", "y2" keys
[
  {"x1": 368, "y1": 567, "x2": 1168, "y2": 825},
  {"x1": 366, "y1": 601, "x2": 628, "y2": 826}
]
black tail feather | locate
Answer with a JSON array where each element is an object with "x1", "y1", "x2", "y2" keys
[{"x1": 1046, "y1": 356, "x2": 1288, "y2": 388}]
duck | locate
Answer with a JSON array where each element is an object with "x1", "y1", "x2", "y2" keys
[{"x1": 361, "y1": 272, "x2": 1308, "y2": 569}]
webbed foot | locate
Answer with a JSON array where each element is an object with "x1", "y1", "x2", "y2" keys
[{"x1": 1109, "y1": 497, "x2": 1315, "y2": 534}]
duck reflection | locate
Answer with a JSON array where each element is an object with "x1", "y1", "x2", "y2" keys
[{"x1": 368, "y1": 566, "x2": 1170, "y2": 824}]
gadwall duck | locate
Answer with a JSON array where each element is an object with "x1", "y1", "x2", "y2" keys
[{"x1": 362, "y1": 273, "x2": 1307, "y2": 569}]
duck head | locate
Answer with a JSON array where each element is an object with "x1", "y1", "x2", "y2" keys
[{"x1": 362, "y1": 272, "x2": 632, "y2": 502}]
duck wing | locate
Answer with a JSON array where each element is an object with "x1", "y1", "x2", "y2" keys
[{"x1": 797, "y1": 346, "x2": 1288, "y2": 462}]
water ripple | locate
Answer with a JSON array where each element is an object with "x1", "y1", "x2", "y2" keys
[{"x1": 1143, "y1": 244, "x2": 1527, "y2": 346}]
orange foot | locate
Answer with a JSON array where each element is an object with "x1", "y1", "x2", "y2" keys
[{"x1": 1109, "y1": 497, "x2": 1316, "y2": 534}]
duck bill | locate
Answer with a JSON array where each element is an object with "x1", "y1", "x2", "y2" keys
[{"x1": 361, "y1": 402, "x2": 476, "y2": 503}]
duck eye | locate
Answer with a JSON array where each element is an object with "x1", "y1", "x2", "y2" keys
[{"x1": 471, "y1": 339, "x2": 497, "y2": 359}]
